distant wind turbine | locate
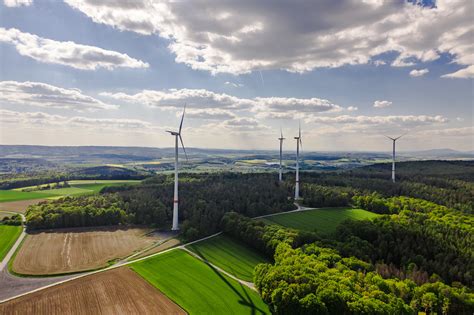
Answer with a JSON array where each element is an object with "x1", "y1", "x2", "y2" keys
[
  {"x1": 278, "y1": 129, "x2": 285, "y2": 182},
  {"x1": 166, "y1": 104, "x2": 188, "y2": 231},
  {"x1": 294, "y1": 123, "x2": 302, "y2": 199},
  {"x1": 385, "y1": 134, "x2": 404, "y2": 183}
]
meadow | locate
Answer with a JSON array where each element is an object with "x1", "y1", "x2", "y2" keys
[
  {"x1": 131, "y1": 249, "x2": 271, "y2": 315},
  {"x1": 0, "y1": 180, "x2": 140, "y2": 203},
  {"x1": 263, "y1": 207, "x2": 379, "y2": 234},
  {"x1": 186, "y1": 234, "x2": 270, "y2": 282},
  {"x1": 0, "y1": 225, "x2": 22, "y2": 262}
]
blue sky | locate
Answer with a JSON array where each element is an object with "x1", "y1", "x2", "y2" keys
[{"x1": 0, "y1": 0, "x2": 472, "y2": 151}]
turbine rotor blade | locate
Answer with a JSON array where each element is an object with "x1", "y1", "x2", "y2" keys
[
  {"x1": 179, "y1": 134, "x2": 188, "y2": 161},
  {"x1": 179, "y1": 103, "x2": 186, "y2": 134}
]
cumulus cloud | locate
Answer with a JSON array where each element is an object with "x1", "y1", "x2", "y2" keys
[
  {"x1": 305, "y1": 114, "x2": 448, "y2": 127},
  {"x1": 409, "y1": 68, "x2": 429, "y2": 77},
  {"x1": 101, "y1": 88, "x2": 344, "y2": 116},
  {"x1": 347, "y1": 106, "x2": 358, "y2": 111},
  {"x1": 0, "y1": 80, "x2": 117, "y2": 111},
  {"x1": 3, "y1": 0, "x2": 32, "y2": 7},
  {"x1": 225, "y1": 81, "x2": 243, "y2": 88},
  {"x1": 64, "y1": 0, "x2": 473, "y2": 76},
  {"x1": 373, "y1": 100, "x2": 392, "y2": 108},
  {"x1": 441, "y1": 65, "x2": 474, "y2": 79},
  {"x1": 0, "y1": 109, "x2": 153, "y2": 130},
  {"x1": 0, "y1": 27, "x2": 149, "y2": 70},
  {"x1": 183, "y1": 108, "x2": 236, "y2": 120}
]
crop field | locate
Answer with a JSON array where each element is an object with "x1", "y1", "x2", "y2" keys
[
  {"x1": 186, "y1": 235, "x2": 270, "y2": 282},
  {"x1": 12, "y1": 227, "x2": 160, "y2": 275},
  {"x1": 0, "y1": 225, "x2": 22, "y2": 262},
  {"x1": 0, "y1": 199, "x2": 48, "y2": 214},
  {"x1": 263, "y1": 207, "x2": 379, "y2": 234},
  {"x1": 131, "y1": 249, "x2": 271, "y2": 314},
  {"x1": 0, "y1": 190, "x2": 52, "y2": 203},
  {"x1": 0, "y1": 267, "x2": 186, "y2": 314}
]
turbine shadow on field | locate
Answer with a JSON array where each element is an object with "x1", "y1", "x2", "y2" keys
[{"x1": 192, "y1": 247, "x2": 267, "y2": 315}]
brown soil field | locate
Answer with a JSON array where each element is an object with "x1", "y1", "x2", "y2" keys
[
  {"x1": 0, "y1": 267, "x2": 186, "y2": 315},
  {"x1": 0, "y1": 199, "x2": 47, "y2": 214},
  {"x1": 12, "y1": 226, "x2": 160, "y2": 275}
]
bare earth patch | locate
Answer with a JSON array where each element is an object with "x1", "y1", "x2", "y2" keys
[
  {"x1": 0, "y1": 267, "x2": 186, "y2": 315},
  {"x1": 12, "y1": 226, "x2": 160, "y2": 275},
  {"x1": 133, "y1": 238, "x2": 181, "y2": 260},
  {"x1": 0, "y1": 199, "x2": 48, "y2": 214}
]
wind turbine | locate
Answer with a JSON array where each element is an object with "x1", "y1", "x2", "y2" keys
[
  {"x1": 385, "y1": 134, "x2": 404, "y2": 183},
  {"x1": 294, "y1": 123, "x2": 302, "y2": 199},
  {"x1": 278, "y1": 129, "x2": 285, "y2": 182},
  {"x1": 166, "y1": 104, "x2": 188, "y2": 231}
]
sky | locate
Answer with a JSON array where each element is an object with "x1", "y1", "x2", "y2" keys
[{"x1": 0, "y1": 0, "x2": 472, "y2": 152}]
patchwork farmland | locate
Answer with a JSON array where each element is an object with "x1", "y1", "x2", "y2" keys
[
  {"x1": 0, "y1": 268, "x2": 186, "y2": 315},
  {"x1": 12, "y1": 227, "x2": 160, "y2": 275},
  {"x1": 263, "y1": 207, "x2": 380, "y2": 234}
]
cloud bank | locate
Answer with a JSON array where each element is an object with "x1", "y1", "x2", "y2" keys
[{"x1": 0, "y1": 27, "x2": 149, "y2": 70}]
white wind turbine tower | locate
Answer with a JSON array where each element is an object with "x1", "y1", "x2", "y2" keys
[
  {"x1": 294, "y1": 124, "x2": 302, "y2": 199},
  {"x1": 385, "y1": 134, "x2": 404, "y2": 183},
  {"x1": 166, "y1": 104, "x2": 188, "y2": 231},
  {"x1": 278, "y1": 129, "x2": 285, "y2": 182}
]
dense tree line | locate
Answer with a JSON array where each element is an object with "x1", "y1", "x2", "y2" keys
[
  {"x1": 1, "y1": 214, "x2": 22, "y2": 226},
  {"x1": 25, "y1": 195, "x2": 129, "y2": 229},
  {"x1": 301, "y1": 164, "x2": 474, "y2": 213},
  {"x1": 301, "y1": 183, "x2": 356, "y2": 208},
  {"x1": 336, "y1": 196, "x2": 474, "y2": 288}
]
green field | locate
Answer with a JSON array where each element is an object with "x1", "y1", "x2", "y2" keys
[
  {"x1": 1, "y1": 180, "x2": 140, "y2": 202},
  {"x1": 131, "y1": 249, "x2": 270, "y2": 315},
  {"x1": 263, "y1": 207, "x2": 379, "y2": 234},
  {"x1": 0, "y1": 190, "x2": 53, "y2": 203},
  {"x1": 0, "y1": 225, "x2": 22, "y2": 261},
  {"x1": 186, "y1": 235, "x2": 270, "y2": 282}
]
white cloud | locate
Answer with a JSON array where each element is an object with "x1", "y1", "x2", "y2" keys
[
  {"x1": 417, "y1": 126, "x2": 474, "y2": 137},
  {"x1": 373, "y1": 100, "x2": 392, "y2": 108},
  {"x1": 0, "y1": 109, "x2": 154, "y2": 131},
  {"x1": 0, "y1": 27, "x2": 149, "y2": 70},
  {"x1": 101, "y1": 88, "x2": 343, "y2": 116},
  {"x1": 347, "y1": 106, "x2": 358, "y2": 111},
  {"x1": 183, "y1": 108, "x2": 236, "y2": 120},
  {"x1": 305, "y1": 114, "x2": 448, "y2": 127},
  {"x1": 3, "y1": 0, "x2": 32, "y2": 7},
  {"x1": 441, "y1": 65, "x2": 474, "y2": 79},
  {"x1": 64, "y1": 0, "x2": 473, "y2": 76},
  {"x1": 409, "y1": 68, "x2": 429, "y2": 77},
  {"x1": 0, "y1": 81, "x2": 117, "y2": 111},
  {"x1": 225, "y1": 81, "x2": 243, "y2": 88}
]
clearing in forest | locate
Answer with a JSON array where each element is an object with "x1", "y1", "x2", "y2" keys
[
  {"x1": 12, "y1": 226, "x2": 159, "y2": 275},
  {"x1": 0, "y1": 267, "x2": 186, "y2": 315},
  {"x1": 263, "y1": 207, "x2": 379, "y2": 234},
  {"x1": 186, "y1": 234, "x2": 270, "y2": 282},
  {"x1": 131, "y1": 249, "x2": 271, "y2": 315}
]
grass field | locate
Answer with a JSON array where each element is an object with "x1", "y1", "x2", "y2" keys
[
  {"x1": 131, "y1": 249, "x2": 270, "y2": 314},
  {"x1": 0, "y1": 268, "x2": 186, "y2": 314},
  {"x1": 263, "y1": 207, "x2": 379, "y2": 234},
  {"x1": 0, "y1": 190, "x2": 52, "y2": 203},
  {"x1": 12, "y1": 227, "x2": 159, "y2": 275},
  {"x1": 0, "y1": 225, "x2": 22, "y2": 262},
  {"x1": 1, "y1": 180, "x2": 140, "y2": 203},
  {"x1": 186, "y1": 235, "x2": 270, "y2": 282}
]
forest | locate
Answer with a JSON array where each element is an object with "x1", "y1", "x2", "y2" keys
[{"x1": 222, "y1": 212, "x2": 474, "y2": 315}]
